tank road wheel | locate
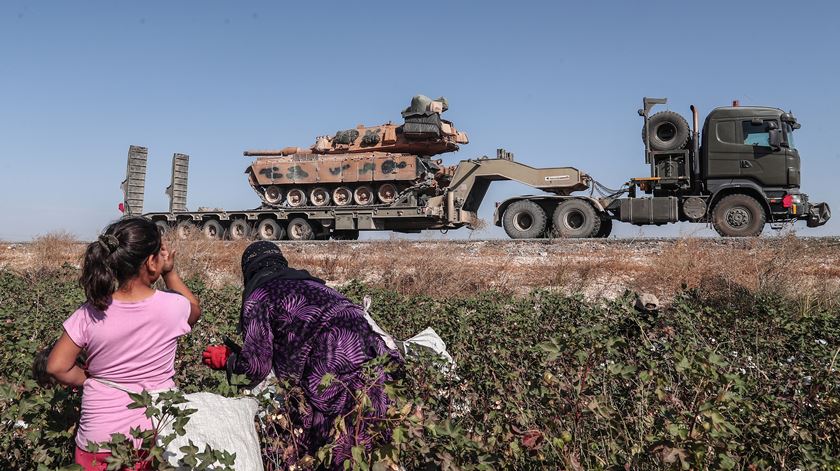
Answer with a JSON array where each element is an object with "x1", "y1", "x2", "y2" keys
[
  {"x1": 228, "y1": 218, "x2": 251, "y2": 241},
  {"x1": 353, "y1": 185, "x2": 374, "y2": 205},
  {"x1": 502, "y1": 200, "x2": 548, "y2": 239},
  {"x1": 286, "y1": 188, "x2": 307, "y2": 207},
  {"x1": 264, "y1": 185, "x2": 283, "y2": 205},
  {"x1": 175, "y1": 221, "x2": 196, "y2": 240},
  {"x1": 310, "y1": 187, "x2": 331, "y2": 207},
  {"x1": 377, "y1": 183, "x2": 398, "y2": 204},
  {"x1": 287, "y1": 218, "x2": 315, "y2": 241},
  {"x1": 712, "y1": 194, "x2": 766, "y2": 237},
  {"x1": 201, "y1": 220, "x2": 224, "y2": 240},
  {"x1": 154, "y1": 220, "x2": 170, "y2": 235},
  {"x1": 552, "y1": 199, "x2": 601, "y2": 238},
  {"x1": 333, "y1": 186, "x2": 353, "y2": 206},
  {"x1": 256, "y1": 219, "x2": 285, "y2": 241}
]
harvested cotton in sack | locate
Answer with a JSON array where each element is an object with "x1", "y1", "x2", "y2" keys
[{"x1": 159, "y1": 392, "x2": 263, "y2": 470}]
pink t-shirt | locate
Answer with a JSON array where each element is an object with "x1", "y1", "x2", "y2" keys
[{"x1": 63, "y1": 290, "x2": 191, "y2": 450}]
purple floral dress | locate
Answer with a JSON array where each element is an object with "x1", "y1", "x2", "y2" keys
[{"x1": 231, "y1": 278, "x2": 401, "y2": 465}]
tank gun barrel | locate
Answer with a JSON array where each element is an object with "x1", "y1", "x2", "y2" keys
[{"x1": 244, "y1": 149, "x2": 286, "y2": 157}]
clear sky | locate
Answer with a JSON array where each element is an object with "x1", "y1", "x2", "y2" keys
[{"x1": 2, "y1": 1, "x2": 839, "y2": 240}]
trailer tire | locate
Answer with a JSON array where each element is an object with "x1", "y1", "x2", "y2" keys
[
  {"x1": 201, "y1": 220, "x2": 224, "y2": 240},
  {"x1": 175, "y1": 221, "x2": 196, "y2": 240},
  {"x1": 642, "y1": 111, "x2": 690, "y2": 151},
  {"x1": 712, "y1": 194, "x2": 765, "y2": 237},
  {"x1": 332, "y1": 230, "x2": 360, "y2": 240},
  {"x1": 552, "y1": 199, "x2": 601, "y2": 238},
  {"x1": 228, "y1": 218, "x2": 251, "y2": 241},
  {"x1": 287, "y1": 218, "x2": 315, "y2": 241},
  {"x1": 256, "y1": 219, "x2": 285, "y2": 241},
  {"x1": 502, "y1": 200, "x2": 548, "y2": 239}
]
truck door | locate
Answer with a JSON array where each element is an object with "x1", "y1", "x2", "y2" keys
[{"x1": 737, "y1": 118, "x2": 788, "y2": 187}]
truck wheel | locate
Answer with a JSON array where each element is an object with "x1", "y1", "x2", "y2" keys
[
  {"x1": 333, "y1": 187, "x2": 352, "y2": 206},
  {"x1": 286, "y1": 188, "x2": 307, "y2": 207},
  {"x1": 201, "y1": 220, "x2": 224, "y2": 240},
  {"x1": 552, "y1": 199, "x2": 601, "y2": 238},
  {"x1": 264, "y1": 185, "x2": 283, "y2": 205},
  {"x1": 228, "y1": 218, "x2": 251, "y2": 241},
  {"x1": 502, "y1": 200, "x2": 548, "y2": 239},
  {"x1": 596, "y1": 216, "x2": 613, "y2": 238},
  {"x1": 256, "y1": 219, "x2": 285, "y2": 241},
  {"x1": 642, "y1": 111, "x2": 690, "y2": 151},
  {"x1": 287, "y1": 218, "x2": 314, "y2": 241},
  {"x1": 712, "y1": 194, "x2": 766, "y2": 237}
]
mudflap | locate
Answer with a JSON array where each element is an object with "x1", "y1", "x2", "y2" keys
[{"x1": 807, "y1": 202, "x2": 831, "y2": 228}]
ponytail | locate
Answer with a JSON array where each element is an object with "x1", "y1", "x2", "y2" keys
[{"x1": 79, "y1": 217, "x2": 161, "y2": 311}]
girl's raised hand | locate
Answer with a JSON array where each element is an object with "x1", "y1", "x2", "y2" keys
[{"x1": 160, "y1": 241, "x2": 176, "y2": 274}]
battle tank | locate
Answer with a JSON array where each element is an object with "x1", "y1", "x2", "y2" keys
[{"x1": 244, "y1": 95, "x2": 468, "y2": 208}]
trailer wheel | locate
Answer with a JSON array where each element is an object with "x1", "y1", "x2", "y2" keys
[
  {"x1": 201, "y1": 220, "x2": 224, "y2": 240},
  {"x1": 228, "y1": 218, "x2": 251, "y2": 241},
  {"x1": 256, "y1": 219, "x2": 285, "y2": 241},
  {"x1": 642, "y1": 111, "x2": 690, "y2": 151},
  {"x1": 154, "y1": 220, "x2": 170, "y2": 235},
  {"x1": 712, "y1": 194, "x2": 765, "y2": 237},
  {"x1": 353, "y1": 185, "x2": 374, "y2": 205},
  {"x1": 287, "y1": 218, "x2": 314, "y2": 241},
  {"x1": 502, "y1": 200, "x2": 548, "y2": 239},
  {"x1": 310, "y1": 187, "x2": 331, "y2": 207},
  {"x1": 175, "y1": 221, "x2": 196, "y2": 240},
  {"x1": 286, "y1": 188, "x2": 307, "y2": 207},
  {"x1": 333, "y1": 187, "x2": 352, "y2": 206},
  {"x1": 552, "y1": 199, "x2": 602, "y2": 238},
  {"x1": 264, "y1": 185, "x2": 283, "y2": 205}
]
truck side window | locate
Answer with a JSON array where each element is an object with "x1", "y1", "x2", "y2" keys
[
  {"x1": 742, "y1": 121, "x2": 770, "y2": 146},
  {"x1": 716, "y1": 121, "x2": 738, "y2": 144}
]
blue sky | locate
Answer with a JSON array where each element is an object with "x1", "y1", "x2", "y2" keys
[{"x1": 2, "y1": 1, "x2": 839, "y2": 240}]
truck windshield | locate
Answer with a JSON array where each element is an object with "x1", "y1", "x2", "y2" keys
[{"x1": 784, "y1": 123, "x2": 796, "y2": 150}]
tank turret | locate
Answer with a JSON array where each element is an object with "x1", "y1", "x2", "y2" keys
[{"x1": 245, "y1": 95, "x2": 467, "y2": 208}]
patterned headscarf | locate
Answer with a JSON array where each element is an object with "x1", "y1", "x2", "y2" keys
[{"x1": 241, "y1": 241, "x2": 324, "y2": 304}]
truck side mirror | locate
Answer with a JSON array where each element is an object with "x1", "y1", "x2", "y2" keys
[{"x1": 769, "y1": 129, "x2": 782, "y2": 149}]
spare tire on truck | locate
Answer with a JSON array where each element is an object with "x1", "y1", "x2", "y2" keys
[
  {"x1": 502, "y1": 200, "x2": 547, "y2": 239},
  {"x1": 642, "y1": 111, "x2": 690, "y2": 151}
]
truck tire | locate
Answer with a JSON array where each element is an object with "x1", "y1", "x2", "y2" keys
[
  {"x1": 256, "y1": 219, "x2": 285, "y2": 241},
  {"x1": 552, "y1": 199, "x2": 602, "y2": 238},
  {"x1": 642, "y1": 111, "x2": 690, "y2": 151},
  {"x1": 228, "y1": 218, "x2": 251, "y2": 241},
  {"x1": 595, "y1": 215, "x2": 613, "y2": 238},
  {"x1": 287, "y1": 218, "x2": 315, "y2": 241},
  {"x1": 502, "y1": 200, "x2": 548, "y2": 239},
  {"x1": 712, "y1": 194, "x2": 766, "y2": 237},
  {"x1": 175, "y1": 221, "x2": 195, "y2": 240}
]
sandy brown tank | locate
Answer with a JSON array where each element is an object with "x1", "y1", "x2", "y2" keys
[{"x1": 245, "y1": 95, "x2": 468, "y2": 207}]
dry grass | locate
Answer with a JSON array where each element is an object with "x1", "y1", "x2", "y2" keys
[{"x1": 4, "y1": 235, "x2": 840, "y2": 306}]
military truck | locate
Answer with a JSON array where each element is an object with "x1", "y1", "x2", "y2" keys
[{"x1": 123, "y1": 97, "x2": 829, "y2": 239}]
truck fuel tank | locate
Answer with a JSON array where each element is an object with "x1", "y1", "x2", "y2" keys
[{"x1": 618, "y1": 197, "x2": 679, "y2": 225}]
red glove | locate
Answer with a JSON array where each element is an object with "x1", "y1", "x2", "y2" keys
[{"x1": 202, "y1": 345, "x2": 231, "y2": 370}]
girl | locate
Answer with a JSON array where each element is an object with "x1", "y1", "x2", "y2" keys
[
  {"x1": 202, "y1": 241, "x2": 401, "y2": 468},
  {"x1": 47, "y1": 217, "x2": 201, "y2": 470}
]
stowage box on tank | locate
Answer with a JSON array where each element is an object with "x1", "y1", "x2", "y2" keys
[{"x1": 244, "y1": 95, "x2": 468, "y2": 208}]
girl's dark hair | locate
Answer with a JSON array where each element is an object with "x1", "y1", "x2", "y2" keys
[{"x1": 80, "y1": 217, "x2": 161, "y2": 311}]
